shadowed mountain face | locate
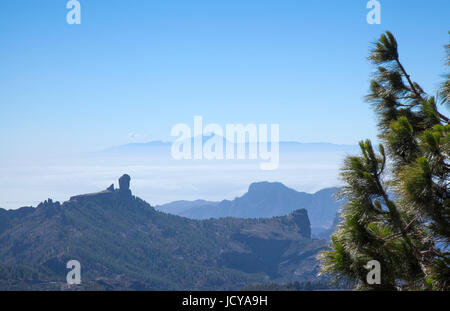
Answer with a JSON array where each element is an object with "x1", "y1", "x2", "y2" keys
[
  {"x1": 0, "y1": 176, "x2": 327, "y2": 290},
  {"x1": 316, "y1": 214, "x2": 340, "y2": 241},
  {"x1": 156, "y1": 182, "x2": 342, "y2": 235}
]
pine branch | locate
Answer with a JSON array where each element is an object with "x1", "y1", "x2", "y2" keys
[
  {"x1": 383, "y1": 215, "x2": 420, "y2": 241},
  {"x1": 395, "y1": 58, "x2": 450, "y2": 123}
]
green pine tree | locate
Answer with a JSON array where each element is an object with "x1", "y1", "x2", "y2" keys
[{"x1": 319, "y1": 31, "x2": 450, "y2": 291}]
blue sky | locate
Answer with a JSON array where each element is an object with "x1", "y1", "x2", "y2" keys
[{"x1": 1, "y1": 0, "x2": 449, "y2": 157}]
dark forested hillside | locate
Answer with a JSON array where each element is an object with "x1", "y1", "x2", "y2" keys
[{"x1": 0, "y1": 175, "x2": 327, "y2": 290}]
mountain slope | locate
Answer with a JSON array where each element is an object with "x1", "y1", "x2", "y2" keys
[
  {"x1": 0, "y1": 175, "x2": 327, "y2": 290},
  {"x1": 156, "y1": 182, "x2": 341, "y2": 233}
]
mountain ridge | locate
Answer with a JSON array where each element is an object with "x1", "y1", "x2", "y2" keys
[
  {"x1": 156, "y1": 182, "x2": 342, "y2": 235},
  {"x1": 102, "y1": 139, "x2": 359, "y2": 155},
  {"x1": 0, "y1": 175, "x2": 327, "y2": 290}
]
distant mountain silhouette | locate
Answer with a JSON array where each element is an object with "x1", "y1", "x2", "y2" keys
[
  {"x1": 0, "y1": 175, "x2": 327, "y2": 290},
  {"x1": 102, "y1": 139, "x2": 358, "y2": 156},
  {"x1": 156, "y1": 182, "x2": 342, "y2": 235}
]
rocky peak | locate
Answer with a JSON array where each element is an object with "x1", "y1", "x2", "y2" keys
[
  {"x1": 289, "y1": 209, "x2": 311, "y2": 238},
  {"x1": 118, "y1": 174, "x2": 131, "y2": 197},
  {"x1": 37, "y1": 198, "x2": 61, "y2": 209},
  {"x1": 69, "y1": 175, "x2": 132, "y2": 201}
]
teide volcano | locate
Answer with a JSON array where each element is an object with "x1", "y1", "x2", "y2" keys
[{"x1": 0, "y1": 175, "x2": 327, "y2": 290}]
